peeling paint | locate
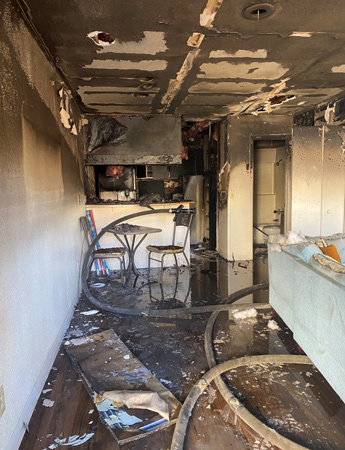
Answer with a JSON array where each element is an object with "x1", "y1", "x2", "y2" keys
[
  {"x1": 209, "y1": 49, "x2": 267, "y2": 59},
  {"x1": 290, "y1": 32, "x2": 313, "y2": 38},
  {"x1": 200, "y1": 0, "x2": 224, "y2": 28},
  {"x1": 197, "y1": 62, "x2": 289, "y2": 80},
  {"x1": 189, "y1": 81, "x2": 266, "y2": 94},
  {"x1": 337, "y1": 130, "x2": 345, "y2": 156},
  {"x1": 331, "y1": 65, "x2": 345, "y2": 73},
  {"x1": 94, "y1": 31, "x2": 167, "y2": 55},
  {"x1": 325, "y1": 104, "x2": 335, "y2": 124},
  {"x1": 161, "y1": 49, "x2": 200, "y2": 112},
  {"x1": 226, "y1": 78, "x2": 289, "y2": 115},
  {"x1": 59, "y1": 88, "x2": 78, "y2": 135},
  {"x1": 83, "y1": 60, "x2": 167, "y2": 71},
  {"x1": 187, "y1": 33, "x2": 205, "y2": 48}
]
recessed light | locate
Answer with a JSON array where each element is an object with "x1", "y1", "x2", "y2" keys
[{"x1": 242, "y1": 3, "x2": 275, "y2": 20}]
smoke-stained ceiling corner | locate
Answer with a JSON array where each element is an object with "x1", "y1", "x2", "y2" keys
[{"x1": 19, "y1": 0, "x2": 345, "y2": 120}]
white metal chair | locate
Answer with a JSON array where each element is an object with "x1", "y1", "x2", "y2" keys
[
  {"x1": 146, "y1": 209, "x2": 194, "y2": 283},
  {"x1": 80, "y1": 216, "x2": 126, "y2": 285}
]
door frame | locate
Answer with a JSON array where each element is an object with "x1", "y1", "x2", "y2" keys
[{"x1": 250, "y1": 134, "x2": 292, "y2": 240}]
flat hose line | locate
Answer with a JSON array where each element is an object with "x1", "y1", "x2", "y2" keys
[
  {"x1": 180, "y1": 292, "x2": 311, "y2": 450},
  {"x1": 82, "y1": 209, "x2": 269, "y2": 317},
  {"x1": 170, "y1": 354, "x2": 312, "y2": 450}
]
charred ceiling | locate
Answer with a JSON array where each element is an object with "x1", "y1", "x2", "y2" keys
[{"x1": 18, "y1": 0, "x2": 345, "y2": 120}]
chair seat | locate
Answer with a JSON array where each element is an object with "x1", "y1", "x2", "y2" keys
[
  {"x1": 146, "y1": 245, "x2": 184, "y2": 254},
  {"x1": 94, "y1": 247, "x2": 126, "y2": 256}
]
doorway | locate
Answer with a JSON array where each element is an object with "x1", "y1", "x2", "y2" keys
[{"x1": 253, "y1": 140, "x2": 287, "y2": 246}]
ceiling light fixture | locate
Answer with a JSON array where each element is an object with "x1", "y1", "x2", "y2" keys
[
  {"x1": 242, "y1": 3, "x2": 275, "y2": 20},
  {"x1": 87, "y1": 31, "x2": 115, "y2": 46}
]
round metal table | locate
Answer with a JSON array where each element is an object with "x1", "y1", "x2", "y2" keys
[{"x1": 108, "y1": 223, "x2": 162, "y2": 281}]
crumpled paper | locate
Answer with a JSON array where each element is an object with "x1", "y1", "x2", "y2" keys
[{"x1": 97, "y1": 390, "x2": 170, "y2": 421}]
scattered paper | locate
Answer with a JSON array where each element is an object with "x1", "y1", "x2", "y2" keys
[
  {"x1": 55, "y1": 433, "x2": 95, "y2": 446},
  {"x1": 233, "y1": 308, "x2": 258, "y2": 320},
  {"x1": 80, "y1": 310, "x2": 99, "y2": 316},
  {"x1": 268, "y1": 319, "x2": 281, "y2": 331},
  {"x1": 43, "y1": 399, "x2": 54, "y2": 408}
]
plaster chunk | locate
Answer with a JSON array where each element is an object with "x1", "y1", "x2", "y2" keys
[
  {"x1": 189, "y1": 81, "x2": 266, "y2": 94},
  {"x1": 197, "y1": 61, "x2": 289, "y2": 80},
  {"x1": 95, "y1": 31, "x2": 167, "y2": 55},
  {"x1": 210, "y1": 49, "x2": 267, "y2": 59},
  {"x1": 83, "y1": 60, "x2": 167, "y2": 71}
]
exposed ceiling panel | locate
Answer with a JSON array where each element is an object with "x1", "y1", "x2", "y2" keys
[{"x1": 20, "y1": 0, "x2": 345, "y2": 119}]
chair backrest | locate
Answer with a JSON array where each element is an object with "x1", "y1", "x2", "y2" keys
[
  {"x1": 172, "y1": 210, "x2": 194, "y2": 248},
  {"x1": 80, "y1": 216, "x2": 93, "y2": 246}
]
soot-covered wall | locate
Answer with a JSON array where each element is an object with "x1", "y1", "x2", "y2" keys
[{"x1": 0, "y1": 2, "x2": 85, "y2": 449}]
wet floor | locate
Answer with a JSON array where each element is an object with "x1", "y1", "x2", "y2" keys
[{"x1": 20, "y1": 248, "x2": 345, "y2": 450}]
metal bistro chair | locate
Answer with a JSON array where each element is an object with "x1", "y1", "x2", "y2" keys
[
  {"x1": 80, "y1": 216, "x2": 126, "y2": 286},
  {"x1": 146, "y1": 208, "x2": 195, "y2": 283}
]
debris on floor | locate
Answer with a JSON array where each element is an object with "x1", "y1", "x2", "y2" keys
[{"x1": 64, "y1": 329, "x2": 181, "y2": 446}]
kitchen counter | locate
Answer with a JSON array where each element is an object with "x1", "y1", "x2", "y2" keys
[{"x1": 85, "y1": 202, "x2": 193, "y2": 269}]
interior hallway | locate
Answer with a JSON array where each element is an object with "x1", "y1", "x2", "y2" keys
[{"x1": 19, "y1": 250, "x2": 345, "y2": 450}]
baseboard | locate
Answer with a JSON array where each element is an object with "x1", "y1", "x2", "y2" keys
[{"x1": 7, "y1": 298, "x2": 77, "y2": 450}]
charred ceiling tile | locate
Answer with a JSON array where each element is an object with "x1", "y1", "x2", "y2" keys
[
  {"x1": 181, "y1": 94, "x2": 240, "y2": 106},
  {"x1": 83, "y1": 60, "x2": 167, "y2": 71},
  {"x1": 87, "y1": 31, "x2": 115, "y2": 46},
  {"x1": 225, "y1": 78, "x2": 289, "y2": 115},
  {"x1": 82, "y1": 93, "x2": 155, "y2": 106},
  {"x1": 200, "y1": 0, "x2": 224, "y2": 28},
  {"x1": 270, "y1": 95, "x2": 295, "y2": 106},
  {"x1": 189, "y1": 81, "x2": 267, "y2": 94},
  {"x1": 197, "y1": 61, "x2": 289, "y2": 80},
  {"x1": 209, "y1": 49, "x2": 267, "y2": 59},
  {"x1": 77, "y1": 86, "x2": 160, "y2": 98},
  {"x1": 187, "y1": 33, "x2": 205, "y2": 48},
  {"x1": 87, "y1": 105, "x2": 152, "y2": 114},
  {"x1": 94, "y1": 31, "x2": 167, "y2": 55},
  {"x1": 285, "y1": 88, "x2": 343, "y2": 97}
]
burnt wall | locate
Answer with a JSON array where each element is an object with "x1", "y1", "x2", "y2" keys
[
  {"x1": 218, "y1": 115, "x2": 292, "y2": 261},
  {"x1": 0, "y1": 2, "x2": 85, "y2": 449}
]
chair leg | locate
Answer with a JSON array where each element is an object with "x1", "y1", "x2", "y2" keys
[
  {"x1": 183, "y1": 251, "x2": 190, "y2": 270},
  {"x1": 160, "y1": 254, "x2": 166, "y2": 284},
  {"x1": 120, "y1": 256, "x2": 125, "y2": 286},
  {"x1": 173, "y1": 253, "x2": 179, "y2": 279},
  {"x1": 148, "y1": 251, "x2": 152, "y2": 278}
]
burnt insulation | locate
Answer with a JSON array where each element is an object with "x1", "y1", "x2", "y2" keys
[{"x1": 86, "y1": 116, "x2": 128, "y2": 152}]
